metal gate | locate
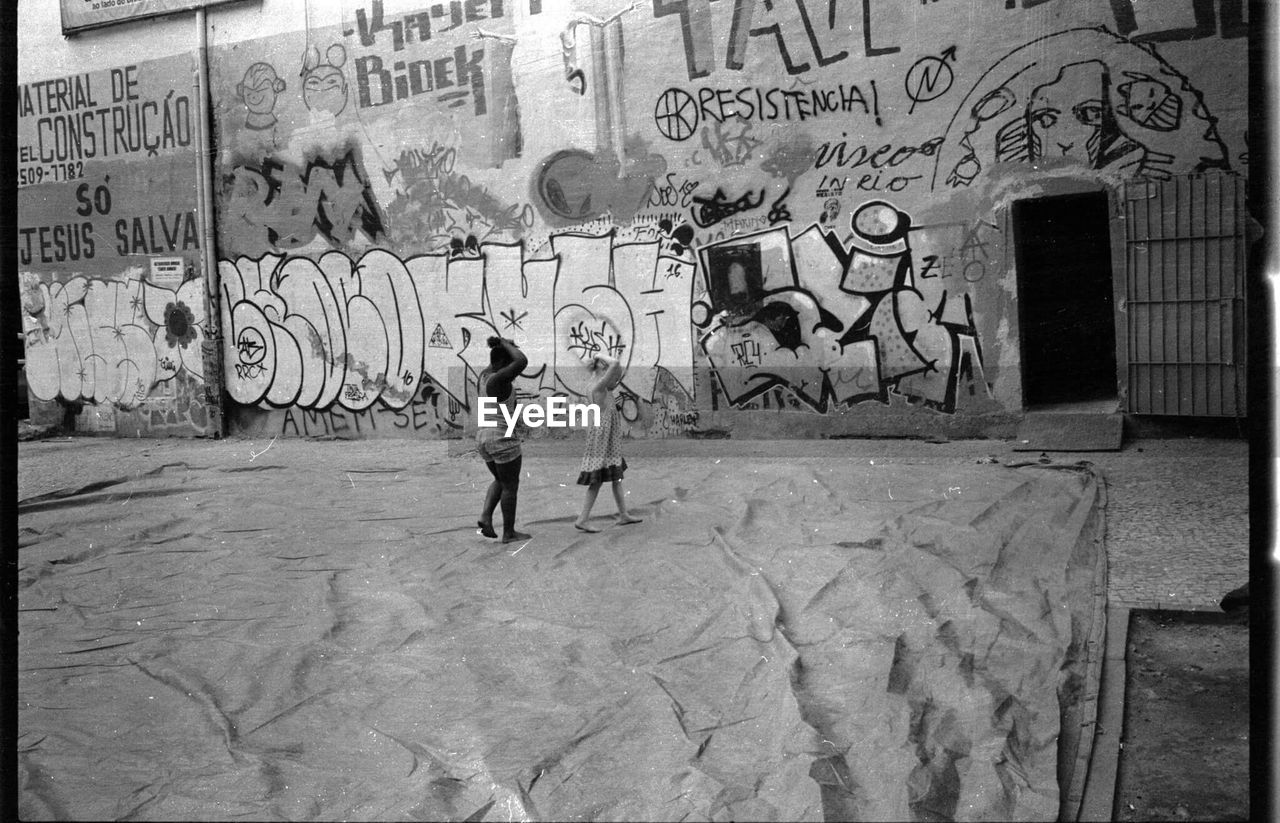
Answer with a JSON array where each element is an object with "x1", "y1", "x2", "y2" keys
[{"x1": 1122, "y1": 173, "x2": 1247, "y2": 417}]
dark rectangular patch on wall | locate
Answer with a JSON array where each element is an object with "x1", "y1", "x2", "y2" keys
[{"x1": 705, "y1": 242, "x2": 765, "y2": 314}]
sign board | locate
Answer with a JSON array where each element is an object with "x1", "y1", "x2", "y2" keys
[
  {"x1": 61, "y1": 0, "x2": 252, "y2": 35},
  {"x1": 150, "y1": 256, "x2": 185, "y2": 286},
  {"x1": 18, "y1": 52, "x2": 202, "y2": 279}
]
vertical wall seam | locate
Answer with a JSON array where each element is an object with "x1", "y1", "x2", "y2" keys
[{"x1": 194, "y1": 7, "x2": 225, "y2": 436}]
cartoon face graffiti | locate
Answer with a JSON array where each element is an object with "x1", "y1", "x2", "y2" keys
[
  {"x1": 237, "y1": 62, "x2": 286, "y2": 131},
  {"x1": 934, "y1": 27, "x2": 1230, "y2": 189},
  {"x1": 1022, "y1": 63, "x2": 1106, "y2": 163},
  {"x1": 1114, "y1": 72, "x2": 1183, "y2": 132},
  {"x1": 301, "y1": 44, "x2": 349, "y2": 117}
]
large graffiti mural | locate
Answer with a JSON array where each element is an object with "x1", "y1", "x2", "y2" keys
[
  {"x1": 694, "y1": 200, "x2": 986, "y2": 414},
  {"x1": 218, "y1": 230, "x2": 698, "y2": 416},
  {"x1": 18, "y1": 0, "x2": 1248, "y2": 437},
  {"x1": 20, "y1": 269, "x2": 211, "y2": 430},
  {"x1": 221, "y1": 146, "x2": 386, "y2": 257},
  {"x1": 218, "y1": 196, "x2": 990, "y2": 426},
  {"x1": 383, "y1": 143, "x2": 536, "y2": 254}
]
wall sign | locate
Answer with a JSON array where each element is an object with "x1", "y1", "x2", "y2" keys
[{"x1": 61, "y1": 0, "x2": 253, "y2": 35}]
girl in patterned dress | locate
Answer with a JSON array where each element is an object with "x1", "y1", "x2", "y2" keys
[{"x1": 574, "y1": 353, "x2": 642, "y2": 532}]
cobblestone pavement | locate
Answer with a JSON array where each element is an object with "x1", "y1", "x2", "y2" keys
[
  {"x1": 1071, "y1": 438, "x2": 1251, "y2": 611},
  {"x1": 17, "y1": 432, "x2": 1250, "y2": 612}
]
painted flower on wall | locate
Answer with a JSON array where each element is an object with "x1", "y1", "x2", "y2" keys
[{"x1": 143, "y1": 278, "x2": 206, "y2": 383}]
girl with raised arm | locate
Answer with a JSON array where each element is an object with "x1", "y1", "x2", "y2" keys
[
  {"x1": 574, "y1": 352, "x2": 642, "y2": 532},
  {"x1": 476, "y1": 336, "x2": 532, "y2": 543}
]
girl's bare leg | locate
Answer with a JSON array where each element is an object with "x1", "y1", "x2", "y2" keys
[
  {"x1": 575, "y1": 482, "x2": 602, "y2": 532},
  {"x1": 495, "y1": 456, "x2": 530, "y2": 543},
  {"x1": 477, "y1": 467, "x2": 500, "y2": 538},
  {"x1": 611, "y1": 480, "x2": 641, "y2": 524}
]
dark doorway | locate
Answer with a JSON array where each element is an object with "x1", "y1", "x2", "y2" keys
[{"x1": 1013, "y1": 191, "x2": 1117, "y2": 407}]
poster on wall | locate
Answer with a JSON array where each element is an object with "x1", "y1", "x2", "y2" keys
[{"x1": 61, "y1": 0, "x2": 253, "y2": 35}]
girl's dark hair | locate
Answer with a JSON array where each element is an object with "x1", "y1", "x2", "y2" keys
[{"x1": 489, "y1": 342, "x2": 513, "y2": 371}]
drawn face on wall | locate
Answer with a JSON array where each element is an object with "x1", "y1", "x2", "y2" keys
[
  {"x1": 301, "y1": 44, "x2": 349, "y2": 116},
  {"x1": 304, "y1": 67, "x2": 346, "y2": 114},
  {"x1": 239, "y1": 64, "x2": 285, "y2": 117},
  {"x1": 236, "y1": 62, "x2": 286, "y2": 134},
  {"x1": 993, "y1": 62, "x2": 1104, "y2": 166},
  {"x1": 1114, "y1": 73, "x2": 1183, "y2": 132},
  {"x1": 1026, "y1": 63, "x2": 1105, "y2": 163},
  {"x1": 934, "y1": 28, "x2": 1230, "y2": 190},
  {"x1": 243, "y1": 83, "x2": 277, "y2": 115}
]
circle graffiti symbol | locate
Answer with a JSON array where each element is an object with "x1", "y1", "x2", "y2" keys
[
  {"x1": 619, "y1": 393, "x2": 641, "y2": 423},
  {"x1": 852, "y1": 201, "x2": 904, "y2": 242},
  {"x1": 963, "y1": 260, "x2": 986, "y2": 283},
  {"x1": 654, "y1": 88, "x2": 699, "y2": 142},
  {"x1": 236, "y1": 327, "x2": 267, "y2": 365},
  {"x1": 905, "y1": 56, "x2": 954, "y2": 106},
  {"x1": 536, "y1": 149, "x2": 601, "y2": 221}
]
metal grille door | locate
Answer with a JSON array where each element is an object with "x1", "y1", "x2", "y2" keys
[{"x1": 1122, "y1": 174, "x2": 1247, "y2": 417}]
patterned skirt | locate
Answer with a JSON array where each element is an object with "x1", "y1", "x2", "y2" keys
[{"x1": 577, "y1": 457, "x2": 627, "y2": 485}]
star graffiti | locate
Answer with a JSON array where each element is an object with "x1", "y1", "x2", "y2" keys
[{"x1": 500, "y1": 308, "x2": 528, "y2": 331}]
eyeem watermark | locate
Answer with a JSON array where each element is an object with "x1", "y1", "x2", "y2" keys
[{"x1": 477, "y1": 396, "x2": 600, "y2": 436}]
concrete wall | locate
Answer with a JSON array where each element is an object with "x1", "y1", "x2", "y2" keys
[{"x1": 18, "y1": 0, "x2": 1250, "y2": 439}]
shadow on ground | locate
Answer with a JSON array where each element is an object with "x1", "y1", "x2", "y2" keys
[{"x1": 1115, "y1": 610, "x2": 1249, "y2": 822}]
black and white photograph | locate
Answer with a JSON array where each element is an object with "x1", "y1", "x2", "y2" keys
[{"x1": 8, "y1": 0, "x2": 1268, "y2": 819}]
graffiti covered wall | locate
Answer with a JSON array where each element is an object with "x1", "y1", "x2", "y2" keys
[
  {"x1": 17, "y1": 50, "x2": 221, "y2": 436},
  {"x1": 22, "y1": 0, "x2": 1247, "y2": 438}
]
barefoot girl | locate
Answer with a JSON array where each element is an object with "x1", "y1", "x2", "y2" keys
[
  {"x1": 476, "y1": 336, "x2": 532, "y2": 543},
  {"x1": 574, "y1": 353, "x2": 642, "y2": 532}
]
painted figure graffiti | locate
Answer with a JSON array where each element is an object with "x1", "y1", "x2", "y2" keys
[
  {"x1": 934, "y1": 27, "x2": 1230, "y2": 189},
  {"x1": 818, "y1": 197, "x2": 842, "y2": 227},
  {"x1": 301, "y1": 43, "x2": 350, "y2": 117},
  {"x1": 237, "y1": 62, "x2": 286, "y2": 132}
]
